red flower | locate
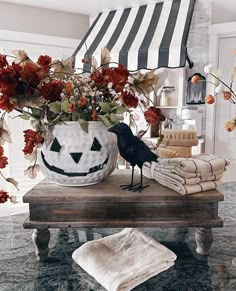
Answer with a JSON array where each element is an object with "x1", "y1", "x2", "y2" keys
[
  {"x1": 121, "y1": 92, "x2": 138, "y2": 108},
  {"x1": 0, "y1": 66, "x2": 19, "y2": 96},
  {"x1": 20, "y1": 62, "x2": 41, "y2": 87},
  {"x1": 23, "y1": 129, "x2": 44, "y2": 155},
  {"x1": 0, "y1": 190, "x2": 9, "y2": 203},
  {"x1": 112, "y1": 65, "x2": 129, "y2": 92},
  {"x1": 0, "y1": 93, "x2": 15, "y2": 112},
  {"x1": 91, "y1": 64, "x2": 129, "y2": 92},
  {"x1": 0, "y1": 54, "x2": 8, "y2": 68},
  {"x1": 37, "y1": 55, "x2": 52, "y2": 67},
  {"x1": 91, "y1": 68, "x2": 113, "y2": 86},
  {"x1": 144, "y1": 107, "x2": 161, "y2": 124},
  {"x1": 0, "y1": 145, "x2": 8, "y2": 168},
  {"x1": 40, "y1": 80, "x2": 63, "y2": 102}
]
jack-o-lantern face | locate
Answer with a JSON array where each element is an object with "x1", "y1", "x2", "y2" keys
[{"x1": 41, "y1": 136, "x2": 110, "y2": 177}]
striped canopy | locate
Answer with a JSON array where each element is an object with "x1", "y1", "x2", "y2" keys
[{"x1": 73, "y1": 0, "x2": 196, "y2": 72}]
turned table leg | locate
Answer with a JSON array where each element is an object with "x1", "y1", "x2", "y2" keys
[
  {"x1": 32, "y1": 228, "x2": 50, "y2": 262},
  {"x1": 195, "y1": 227, "x2": 213, "y2": 256}
]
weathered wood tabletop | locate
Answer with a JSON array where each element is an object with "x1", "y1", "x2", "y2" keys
[{"x1": 23, "y1": 170, "x2": 224, "y2": 203}]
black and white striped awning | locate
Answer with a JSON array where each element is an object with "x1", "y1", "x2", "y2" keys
[{"x1": 73, "y1": 0, "x2": 196, "y2": 72}]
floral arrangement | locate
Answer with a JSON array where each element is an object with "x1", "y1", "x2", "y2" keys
[
  {"x1": 0, "y1": 48, "x2": 160, "y2": 203},
  {"x1": 191, "y1": 49, "x2": 236, "y2": 132}
]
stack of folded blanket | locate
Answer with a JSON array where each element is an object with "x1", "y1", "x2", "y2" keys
[
  {"x1": 72, "y1": 228, "x2": 177, "y2": 291},
  {"x1": 143, "y1": 153, "x2": 229, "y2": 195}
]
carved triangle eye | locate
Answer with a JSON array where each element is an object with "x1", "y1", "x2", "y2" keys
[
  {"x1": 91, "y1": 137, "x2": 102, "y2": 151},
  {"x1": 50, "y1": 138, "x2": 62, "y2": 153}
]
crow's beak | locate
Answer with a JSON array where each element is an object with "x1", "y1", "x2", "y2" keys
[
  {"x1": 108, "y1": 125, "x2": 116, "y2": 133},
  {"x1": 108, "y1": 126, "x2": 116, "y2": 133}
]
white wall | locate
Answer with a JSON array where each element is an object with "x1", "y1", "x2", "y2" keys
[
  {"x1": 211, "y1": 0, "x2": 236, "y2": 24},
  {"x1": 0, "y1": 1, "x2": 89, "y2": 39}
]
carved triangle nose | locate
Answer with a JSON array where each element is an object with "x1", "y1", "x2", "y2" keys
[{"x1": 70, "y1": 153, "x2": 82, "y2": 164}]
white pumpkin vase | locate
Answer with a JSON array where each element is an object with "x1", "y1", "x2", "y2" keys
[{"x1": 38, "y1": 121, "x2": 118, "y2": 186}]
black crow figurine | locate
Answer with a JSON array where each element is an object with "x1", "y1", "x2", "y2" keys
[{"x1": 108, "y1": 122, "x2": 158, "y2": 192}]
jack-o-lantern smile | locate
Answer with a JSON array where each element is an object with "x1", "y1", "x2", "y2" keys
[{"x1": 41, "y1": 136, "x2": 110, "y2": 177}]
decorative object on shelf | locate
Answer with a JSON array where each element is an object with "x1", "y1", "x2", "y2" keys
[
  {"x1": 150, "y1": 111, "x2": 166, "y2": 138},
  {"x1": 187, "y1": 73, "x2": 206, "y2": 104},
  {"x1": 0, "y1": 48, "x2": 160, "y2": 201},
  {"x1": 143, "y1": 153, "x2": 229, "y2": 195},
  {"x1": 39, "y1": 121, "x2": 118, "y2": 186},
  {"x1": 159, "y1": 129, "x2": 198, "y2": 158},
  {"x1": 160, "y1": 86, "x2": 175, "y2": 106},
  {"x1": 108, "y1": 122, "x2": 158, "y2": 192}
]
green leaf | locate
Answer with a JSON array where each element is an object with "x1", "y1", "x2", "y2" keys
[
  {"x1": 98, "y1": 115, "x2": 112, "y2": 127},
  {"x1": 109, "y1": 113, "x2": 118, "y2": 123},
  {"x1": 31, "y1": 119, "x2": 39, "y2": 129},
  {"x1": 72, "y1": 111, "x2": 80, "y2": 121},
  {"x1": 79, "y1": 119, "x2": 88, "y2": 133},
  {"x1": 61, "y1": 99, "x2": 69, "y2": 113},
  {"x1": 48, "y1": 102, "x2": 61, "y2": 114},
  {"x1": 17, "y1": 114, "x2": 30, "y2": 120},
  {"x1": 113, "y1": 105, "x2": 127, "y2": 114},
  {"x1": 99, "y1": 102, "x2": 111, "y2": 113},
  {"x1": 31, "y1": 108, "x2": 42, "y2": 116},
  {"x1": 110, "y1": 102, "x2": 119, "y2": 109}
]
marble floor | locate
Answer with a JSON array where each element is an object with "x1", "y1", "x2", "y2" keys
[{"x1": 0, "y1": 182, "x2": 236, "y2": 291}]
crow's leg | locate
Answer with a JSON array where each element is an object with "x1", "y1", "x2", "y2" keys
[
  {"x1": 120, "y1": 166, "x2": 135, "y2": 190},
  {"x1": 131, "y1": 167, "x2": 149, "y2": 192}
]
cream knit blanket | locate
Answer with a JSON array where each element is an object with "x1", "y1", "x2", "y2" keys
[{"x1": 72, "y1": 228, "x2": 176, "y2": 291}]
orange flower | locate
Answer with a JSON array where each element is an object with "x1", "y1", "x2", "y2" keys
[
  {"x1": 205, "y1": 94, "x2": 215, "y2": 104},
  {"x1": 224, "y1": 121, "x2": 233, "y2": 132},
  {"x1": 233, "y1": 48, "x2": 236, "y2": 55},
  {"x1": 77, "y1": 96, "x2": 87, "y2": 108},
  {"x1": 223, "y1": 91, "x2": 231, "y2": 100},
  {"x1": 65, "y1": 81, "x2": 72, "y2": 94},
  {"x1": 68, "y1": 103, "x2": 74, "y2": 113},
  {"x1": 91, "y1": 110, "x2": 98, "y2": 121},
  {"x1": 191, "y1": 75, "x2": 201, "y2": 84}
]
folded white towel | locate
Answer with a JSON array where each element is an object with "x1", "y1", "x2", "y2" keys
[
  {"x1": 152, "y1": 164, "x2": 223, "y2": 184},
  {"x1": 72, "y1": 228, "x2": 177, "y2": 291},
  {"x1": 158, "y1": 154, "x2": 229, "y2": 180},
  {"x1": 143, "y1": 162, "x2": 222, "y2": 195},
  {"x1": 156, "y1": 164, "x2": 226, "y2": 179}
]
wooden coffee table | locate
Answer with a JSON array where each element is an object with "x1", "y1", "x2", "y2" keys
[{"x1": 23, "y1": 170, "x2": 224, "y2": 261}]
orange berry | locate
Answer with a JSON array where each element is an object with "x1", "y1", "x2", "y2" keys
[
  {"x1": 205, "y1": 94, "x2": 215, "y2": 104},
  {"x1": 191, "y1": 75, "x2": 201, "y2": 84},
  {"x1": 77, "y1": 96, "x2": 87, "y2": 108},
  {"x1": 91, "y1": 110, "x2": 98, "y2": 121},
  {"x1": 223, "y1": 91, "x2": 231, "y2": 100},
  {"x1": 224, "y1": 121, "x2": 232, "y2": 132}
]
